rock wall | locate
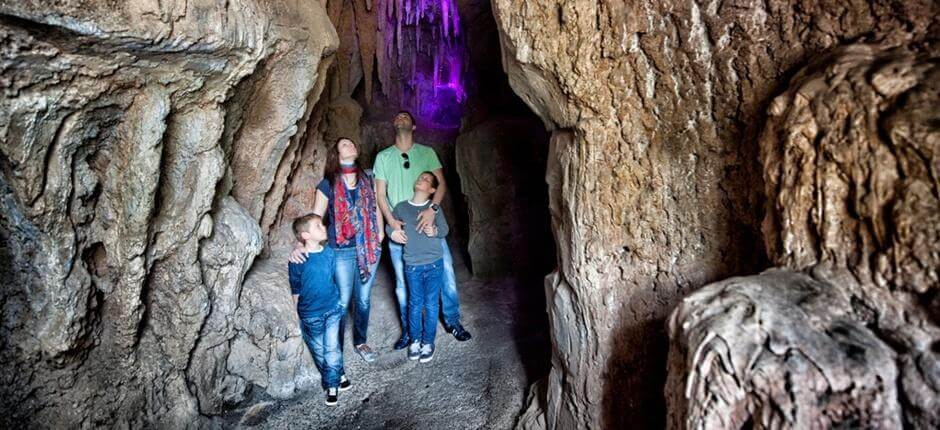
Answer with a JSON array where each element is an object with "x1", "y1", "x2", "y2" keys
[
  {"x1": 0, "y1": 0, "x2": 338, "y2": 426},
  {"x1": 492, "y1": 0, "x2": 938, "y2": 428},
  {"x1": 666, "y1": 43, "x2": 938, "y2": 430}
]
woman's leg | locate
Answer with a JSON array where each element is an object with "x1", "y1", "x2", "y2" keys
[{"x1": 352, "y1": 258, "x2": 380, "y2": 346}]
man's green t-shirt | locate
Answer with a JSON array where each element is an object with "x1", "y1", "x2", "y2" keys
[{"x1": 373, "y1": 143, "x2": 443, "y2": 209}]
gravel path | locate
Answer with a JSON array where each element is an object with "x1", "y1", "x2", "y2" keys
[{"x1": 225, "y1": 246, "x2": 550, "y2": 429}]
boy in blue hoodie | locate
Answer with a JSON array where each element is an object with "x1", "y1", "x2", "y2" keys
[{"x1": 288, "y1": 214, "x2": 350, "y2": 405}]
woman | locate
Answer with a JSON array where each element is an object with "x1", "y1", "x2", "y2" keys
[{"x1": 291, "y1": 137, "x2": 383, "y2": 363}]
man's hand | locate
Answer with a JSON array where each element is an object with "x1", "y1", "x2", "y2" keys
[
  {"x1": 288, "y1": 242, "x2": 307, "y2": 264},
  {"x1": 391, "y1": 229, "x2": 408, "y2": 244},
  {"x1": 417, "y1": 207, "x2": 436, "y2": 231},
  {"x1": 387, "y1": 217, "x2": 404, "y2": 231}
]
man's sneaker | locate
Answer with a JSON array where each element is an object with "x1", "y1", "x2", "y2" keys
[
  {"x1": 419, "y1": 344, "x2": 434, "y2": 363},
  {"x1": 339, "y1": 375, "x2": 352, "y2": 392},
  {"x1": 355, "y1": 344, "x2": 377, "y2": 363},
  {"x1": 325, "y1": 387, "x2": 338, "y2": 406},
  {"x1": 448, "y1": 323, "x2": 472, "y2": 342},
  {"x1": 407, "y1": 342, "x2": 421, "y2": 360},
  {"x1": 394, "y1": 333, "x2": 411, "y2": 350}
]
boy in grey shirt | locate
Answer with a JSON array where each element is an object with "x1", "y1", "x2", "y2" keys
[{"x1": 387, "y1": 171, "x2": 449, "y2": 362}]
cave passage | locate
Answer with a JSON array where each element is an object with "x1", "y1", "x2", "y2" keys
[{"x1": 223, "y1": 0, "x2": 557, "y2": 427}]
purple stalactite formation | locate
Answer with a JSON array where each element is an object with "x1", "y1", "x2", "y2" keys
[{"x1": 384, "y1": 0, "x2": 466, "y2": 128}]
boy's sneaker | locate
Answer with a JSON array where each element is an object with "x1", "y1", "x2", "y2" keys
[
  {"x1": 339, "y1": 375, "x2": 352, "y2": 392},
  {"x1": 419, "y1": 344, "x2": 434, "y2": 363},
  {"x1": 355, "y1": 344, "x2": 377, "y2": 363},
  {"x1": 394, "y1": 333, "x2": 411, "y2": 350},
  {"x1": 407, "y1": 342, "x2": 421, "y2": 360},
  {"x1": 325, "y1": 387, "x2": 338, "y2": 406},
  {"x1": 448, "y1": 323, "x2": 472, "y2": 342}
]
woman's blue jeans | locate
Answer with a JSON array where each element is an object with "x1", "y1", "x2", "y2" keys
[
  {"x1": 333, "y1": 246, "x2": 380, "y2": 347},
  {"x1": 388, "y1": 239, "x2": 460, "y2": 334}
]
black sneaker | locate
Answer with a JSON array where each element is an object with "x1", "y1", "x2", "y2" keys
[
  {"x1": 325, "y1": 387, "x2": 338, "y2": 406},
  {"x1": 339, "y1": 375, "x2": 352, "y2": 392},
  {"x1": 407, "y1": 342, "x2": 421, "y2": 360},
  {"x1": 419, "y1": 344, "x2": 434, "y2": 363},
  {"x1": 448, "y1": 323, "x2": 472, "y2": 342},
  {"x1": 394, "y1": 333, "x2": 411, "y2": 350}
]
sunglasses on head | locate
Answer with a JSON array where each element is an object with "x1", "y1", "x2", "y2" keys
[{"x1": 401, "y1": 152, "x2": 410, "y2": 169}]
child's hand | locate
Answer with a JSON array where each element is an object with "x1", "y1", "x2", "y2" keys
[
  {"x1": 391, "y1": 229, "x2": 408, "y2": 244},
  {"x1": 422, "y1": 225, "x2": 437, "y2": 237},
  {"x1": 288, "y1": 242, "x2": 306, "y2": 263}
]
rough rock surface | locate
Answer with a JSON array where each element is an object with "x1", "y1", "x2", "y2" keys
[
  {"x1": 491, "y1": 1, "x2": 938, "y2": 428},
  {"x1": 666, "y1": 44, "x2": 940, "y2": 429},
  {"x1": 455, "y1": 117, "x2": 552, "y2": 279},
  {"x1": 0, "y1": 1, "x2": 337, "y2": 426}
]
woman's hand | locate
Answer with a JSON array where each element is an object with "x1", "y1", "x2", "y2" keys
[
  {"x1": 288, "y1": 242, "x2": 307, "y2": 264},
  {"x1": 391, "y1": 229, "x2": 408, "y2": 244}
]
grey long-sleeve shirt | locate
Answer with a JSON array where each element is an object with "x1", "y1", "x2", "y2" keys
[{"x1": 386, "y1": 200, "x2": 449, "y2": 266}]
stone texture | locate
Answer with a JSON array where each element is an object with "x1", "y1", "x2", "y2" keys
[
  {"x1": 667, "y1": 43, "x2": 939, "y2": 429},
  {"x1": 455, "y1": 117, "x2": 551, "y2": 279},
  {"x1": 491, "y1": 1, "x2": 938, "y2": 428},
  {"x1": 667, "y1": 269, "x2": 902, "y2": 429},
  {"x1": 0, "y1": 1, "x2": 337, "y2": 426}
]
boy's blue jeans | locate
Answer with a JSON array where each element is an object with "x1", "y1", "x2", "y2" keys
[
  {"x1": 404, "y1": 259, "x2": 444, "y2": 345},
  {"x1": 334, "y1": 246, "x2": 380, "y2": 347},
  {"x1": 388, "y1": 239, "x2": 460, "y2": 334},
  {"x1": 299, "y1": 304, "x2": 344, "y2": 390}
]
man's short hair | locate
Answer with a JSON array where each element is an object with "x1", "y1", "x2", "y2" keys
[
  {"x1": 293, "y1": 213, "x2": 325, "y2": 241},
  {"x1": 420, "y1": 171, "x2": 439, "y2": 189},
  {"x1": 397, "y1": 110, "x2": 415, "y2": 124}
]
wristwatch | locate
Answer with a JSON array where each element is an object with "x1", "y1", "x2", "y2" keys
[{"x1": 430, "y1": 203, "x2": 440, "y2": 212}]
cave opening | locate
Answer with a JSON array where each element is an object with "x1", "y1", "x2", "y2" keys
[{"x1": 229, "y1": 0, "x2": 557, "y2": 426}]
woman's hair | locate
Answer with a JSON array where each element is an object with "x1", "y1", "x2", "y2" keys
[{"x1": 324, "y1": 137, "x2": 365, "y2": 185}]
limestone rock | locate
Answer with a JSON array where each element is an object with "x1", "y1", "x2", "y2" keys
[
  {"x1": 455, "y1": 117, "x2": 551, "y2": 279},
  {"x1": 666, "y1": 269, "x2": 902, "y2": 429},
  {"x1": 666, "y1": 43, "x2": 939, "y2": 429},
  {"x1": 491, "y1": 1, "x2": 937, "y2": 428},
  {"x1": 0, "y1": 0, "x2": 338, "y2": 426}
]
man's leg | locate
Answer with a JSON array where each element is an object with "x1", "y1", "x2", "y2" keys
[
  {"x1": 388, "y1": 241, "x2": 410, "y2": 349},
  {"x1": 440, "y1": 240, "x2": 471, "y2": 340},
  {"x1": 439, "y1": 239, "x2": 460, "y2": 327},
  {"x1": 334, "y1": 248, "x2": 357, "y2": 352}
]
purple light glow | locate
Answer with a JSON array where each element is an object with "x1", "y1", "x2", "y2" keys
[{"x1": 385, "y1": 0, "x2": 466, "y2": 128}]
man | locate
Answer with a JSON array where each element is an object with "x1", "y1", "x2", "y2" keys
[{"x1": 374, "y1": 111, "x2": 472, "y2": 350}]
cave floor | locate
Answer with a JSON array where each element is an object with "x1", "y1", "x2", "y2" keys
[{"x1": 224, "y1": 243, "x2": 550, "y2": 429}]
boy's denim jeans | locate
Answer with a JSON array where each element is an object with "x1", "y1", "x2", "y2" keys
[
  {"x1": 404, "y1": 259, "x2": 444, "y2": 345},
  {"x1": 388, "y1": 239, "x2": 460, "y2": 333},
  {"x1": 334, "y1": 246, "x2": 380, "y2": 347},
  {"x1": 299, "y1": 304, "x2": 344, "y2": 390}
]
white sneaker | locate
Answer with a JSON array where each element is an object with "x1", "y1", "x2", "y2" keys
[
  {"x1": 419, "y1": 343, "x2": 434, "y2": 363},
  {"x1": 408, "y1": 342, "x2": 421, "y2": 360},
  {"x1": 325, "y1": 387, "x2": 338, "y2": 406}
]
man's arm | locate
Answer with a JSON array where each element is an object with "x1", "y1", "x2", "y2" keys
[
  {"x1": 377, "y1": 179, "x2": 402, "y2": 230},
  {"x1": 417, "y1": 167, "x2": 447, "y2": 230}
]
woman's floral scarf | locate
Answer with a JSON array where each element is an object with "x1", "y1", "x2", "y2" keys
[{"x1": 333, "y1": 171, "x2": 381, "y2": 282}]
